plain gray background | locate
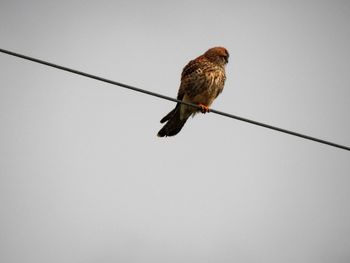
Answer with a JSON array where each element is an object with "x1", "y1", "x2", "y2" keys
[{"x1": 1, "y1": 0, "x2": 349, "y2": 262}]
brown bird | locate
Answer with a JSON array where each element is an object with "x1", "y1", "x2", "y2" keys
[{"x1": 157, "y1": 47, "x2": 229, "y2": 137}]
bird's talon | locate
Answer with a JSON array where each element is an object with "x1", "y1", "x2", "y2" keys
[{"x1": 198, "y1": 104, "x2": 210, "y2": 113}]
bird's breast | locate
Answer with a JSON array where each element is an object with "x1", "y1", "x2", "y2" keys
[{"x1": 192, "y1": 70, "x2": 225, "y2": 106}]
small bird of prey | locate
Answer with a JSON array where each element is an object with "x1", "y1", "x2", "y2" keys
[{"x1": 157, "y1": 46, "x2": 229, "y2": 137}]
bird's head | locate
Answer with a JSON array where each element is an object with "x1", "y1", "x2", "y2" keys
[{"x1": 204, "y1": 47, "x2": 229, "y2": 66}]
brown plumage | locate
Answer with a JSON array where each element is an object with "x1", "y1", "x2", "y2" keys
[{"x1": 157, "y1": 47, "x2": 229, "y2": 137}]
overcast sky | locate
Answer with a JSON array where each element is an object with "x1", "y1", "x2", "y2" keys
[{"x1": 1, "y1": 1, "x2": 350, "y2": 263}]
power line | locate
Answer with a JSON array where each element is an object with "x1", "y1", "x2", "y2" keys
[{"x1": 0, "y1": 47, "x2": 349, "y2": 152}]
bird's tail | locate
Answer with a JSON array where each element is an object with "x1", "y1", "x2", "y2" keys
[
  {"x1": 160, "y1": 103, "x2": 179, "y2": 123},
  {"x1": 157, "y1": 106, "x2": 189, "y2": 137}
]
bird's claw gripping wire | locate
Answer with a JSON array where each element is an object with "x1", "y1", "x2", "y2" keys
[{"x1": 198, "y1": 103, "x2": 210, "y2": 113}]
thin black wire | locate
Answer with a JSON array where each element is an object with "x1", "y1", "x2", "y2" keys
[{"x1": 0, "y1": 47, "x2": 349, "y2": 152}]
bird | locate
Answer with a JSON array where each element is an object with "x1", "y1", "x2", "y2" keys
[{"x1": 157, "y1": 46, "x2": 229, "y2": 137}]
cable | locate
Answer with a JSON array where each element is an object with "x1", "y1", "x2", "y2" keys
[{"x1": 0, "y1": 47, "x2": 349, "y2": 152}]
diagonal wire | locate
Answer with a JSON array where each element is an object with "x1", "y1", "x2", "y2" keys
[{"x1": 0, "y1": 47, "x2": 349, "y2": 152}]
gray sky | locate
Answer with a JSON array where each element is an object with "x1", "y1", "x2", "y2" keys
[{"x1": 1, "y1": 0, "x2": 350, "y2": 262}]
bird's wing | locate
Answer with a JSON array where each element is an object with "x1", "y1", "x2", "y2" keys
[{"x1": 177, "y1": 56, "x2": 208, "y2": 100}]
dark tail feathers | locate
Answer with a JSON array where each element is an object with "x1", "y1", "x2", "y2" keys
[
  {"x1": 157, "y1": 106, "x2": 188, "y2": 137},
  {"x1": 160, "y1": 103, "x2": 179, "y2": 123}
]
